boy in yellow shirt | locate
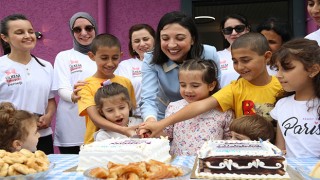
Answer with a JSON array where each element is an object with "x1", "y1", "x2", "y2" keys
[
  {"x1": 78, "y1": 34, "x2": 137, "y2": 144},
  {"x1": 140, "y1": 33, "x2": 282, "y2": 137}
]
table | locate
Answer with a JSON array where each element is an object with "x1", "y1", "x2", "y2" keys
[{"x1": 46, "y1": 154, "x2": 319, "y2": 179}]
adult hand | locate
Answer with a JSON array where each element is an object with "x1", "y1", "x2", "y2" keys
[{"x1": 72, "y1": 80, "x2": 87, "y2": 103}]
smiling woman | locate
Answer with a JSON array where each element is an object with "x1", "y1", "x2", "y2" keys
[
  {"x1": 0, "y1": 14, "x2": 56, "y2": 155},
  {"x1": 52, "y1": 12, "x2": 98, "y2": 154},
  {"x1": 139, "y1": 11, "x2": 221, "y2": 127},
  {"x1": 114, "y1": 24, "x2": 155, "y2": 125}
]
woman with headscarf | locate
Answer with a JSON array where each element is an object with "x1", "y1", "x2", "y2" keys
[{"x1": 52, "y1": 12, "x2": 97, "y2": 154}]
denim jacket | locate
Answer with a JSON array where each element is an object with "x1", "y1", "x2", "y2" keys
[{"x1": 140, "y1": 44, "x2": 220, "y2": 121}]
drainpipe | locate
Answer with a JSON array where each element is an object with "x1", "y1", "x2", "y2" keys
[{"x1": 98, "y1": 0, "x2": 107, "y2": 33}]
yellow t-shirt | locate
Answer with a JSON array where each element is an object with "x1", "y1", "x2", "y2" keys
[
  {"x1": 78, "y1": 75, "x2": 136, "y2": 144},
  {"x1": 212, "y1": 76, "x2": 282, "y2": 120}
]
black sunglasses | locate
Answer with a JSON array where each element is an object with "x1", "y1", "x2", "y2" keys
[
  {"x1": 72, "y1": 25, "x2": 95, "y2": 34},
  {"x1": 222, "y1": 25, "x2": 246, "y2": 35}
]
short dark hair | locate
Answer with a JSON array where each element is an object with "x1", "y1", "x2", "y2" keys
[
  {"x1": 229, "y1": 114, "x2": 275, "y2": 142},
  {"x1": 128, "y1": 24, "x2": 155, "y2": 58},
  {"x1": 256, "y1": 17, "x2": 291, "y2": 43},
  {"x1": 231, "y1": 32, "x2": 270, "y2": 55},
  {"x1": 152, "y1": 11, "x2": 203, "y2": 65},
  {"x1": 90, "y1": 33, "x2": 121, "y2": 54}
]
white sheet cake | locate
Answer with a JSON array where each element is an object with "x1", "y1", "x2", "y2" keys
[{"x1": 77, "y1": 137, "x2": 171, "y2": 171}]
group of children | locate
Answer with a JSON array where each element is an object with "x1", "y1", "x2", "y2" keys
[{"x1": 0, "y1": 12, "x2": 319, "y2": 159}]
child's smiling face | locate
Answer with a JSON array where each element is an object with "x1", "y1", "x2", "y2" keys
[
  {"x1": 179, "y1": 70, "x2": 215, "y2": 103},
  {"x1": 90, "y1": 46, "x2": 122, "y2": 79},
  {"x1": 232, "y1": 48, "x2": 271, "y2": 86}
]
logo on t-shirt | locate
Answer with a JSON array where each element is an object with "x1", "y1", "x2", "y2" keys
[
  {"x1": 220, "y1": 59, "x2": 228, "y2": 70},
  {"x1": 282, "y1": 116, "x2": 320, "y2": 136},
  {"x1": 132, "y1": 67, "x2": 141, "y2": 77},
  {"x1": 5, "y1": 68, "x2": 22, "y2": 86},
  {"x1": 69, "y1": 60, "x2": 82, "y2": 73},
  {"x1": 242, "y1": 100, "x2": 274, "y2": 121}
]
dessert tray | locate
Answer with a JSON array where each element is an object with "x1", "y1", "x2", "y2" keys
[
  {"x1": 0, "y1": 163, "x2": 55, "y2": 180},
  {"x1": 83, "y1": 164, "x2": 191, "y2": 180}
]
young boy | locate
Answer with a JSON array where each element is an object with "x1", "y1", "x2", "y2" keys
[
  {"x1": 140, "y1": 32, "x2": 282, "y2": 137},
  {"x1": 229, "y1": 114, "x2": 275, "y2": 143},
  {"x1": 78, "y1": 34, "x2": 137, "y2": 144}
]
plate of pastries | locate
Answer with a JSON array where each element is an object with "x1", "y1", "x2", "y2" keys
[
  {"x1": 0, "y1": 149, "x2": 53, "y2": 180},
  {"x1": 83, "y1": 159, "x2": 191, "y2": 180}
]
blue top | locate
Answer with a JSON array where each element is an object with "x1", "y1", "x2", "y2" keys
[{"x1": 140, "y1": 44, "x2": 220, "y2": 120}]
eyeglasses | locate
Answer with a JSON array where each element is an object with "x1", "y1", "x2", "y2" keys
[
  {"x1": 72, "y1": 25, "x2": 95, "y2": 34},
  {"x1": 222, "y1": 25, "x2": 246, "y2": 35}
]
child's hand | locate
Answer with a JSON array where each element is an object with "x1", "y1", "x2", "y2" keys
[
  {"x1": 137, "y1": 118, "x2": 156, "y2": 138},
  {"x1": 37, "y1": 114, "x2": 52, "y2": 130},
  {"x1": 125, "y1": 125, "x2": 139, "y2": 137},
  {"x1": 139, "y1": 120, "x2": 164, "y2": 138},
  {"x1": 72, "y1": 80, "x2": 87, "y2": 103}
]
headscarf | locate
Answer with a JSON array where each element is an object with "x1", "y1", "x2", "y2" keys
[{"x1": 69, "y1": 12, "x2": 97, "y2": 54}]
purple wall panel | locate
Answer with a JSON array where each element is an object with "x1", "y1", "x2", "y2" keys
[
  {"x1": 107, "y1": 0, "x2": 180, "y2": 60},
  {"x1": 0, "y1": 0, "x2": 99, "y2": 64},
  {"x1": 0, "y1": 0, "x2": 180, "y2": 62}
]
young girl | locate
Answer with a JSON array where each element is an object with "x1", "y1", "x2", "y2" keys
[
  {"x1": 140, "y1": 33, "x2": 281, "y2": 137},
  {"x1": 270, "y1": 38, "x2": 320, "y2": 158},
  {"x1": 93, "y1": 80, "x2": 135, "y2": 141},
  {"x1": 163, "y1": 59, "x2": 234, "y2": 156},
  {"x1": 0, "y1": 14, "x2": 56, "y2": 154},
  {"x1": 0, "y1": 102, "x2": 40, "y2": 152}
]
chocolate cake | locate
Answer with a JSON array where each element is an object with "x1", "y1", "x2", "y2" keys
[{"x1": 195, "y1": 140, "x2": 290, "y2": 179}]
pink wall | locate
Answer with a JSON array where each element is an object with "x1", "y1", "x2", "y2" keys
[
  {"x1": 106, "y1": 0, "x2": 180, "y2": 60},
  {"x1": 0, "y1": 0, "x2": 99, "y2": 64},
  {"x1": 0, "y1": 0, "x2": 180, "y2": 63}
]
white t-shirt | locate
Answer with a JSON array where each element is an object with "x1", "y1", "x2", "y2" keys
[
  {"x1": 94, "y1": 129, "x2": 128, "y2": 141},
  {"x1": 267, "y1": 65, "x2": 277, "y2": 76},
  {"x1": 217, "y1": 49, "x2": 239, "y2": 87},
  {"x1": 52, "y1": 49, "x2": 97, "y2": 146},
  {"x1": 270, "y1": 95, "x2": 320, "y2": 158},
  {"x1": 93, "y1": 120, "x2": 137, "y2": 141},
  {"x1": 114, "y1": 57, "x2": 142, "y2": 116},
  {"x1": 305, "y1": 29, "x2": 320, "y2": 46},
  {"x1": 0, "y1": 55, "x2": 54, "y2": 137}
]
